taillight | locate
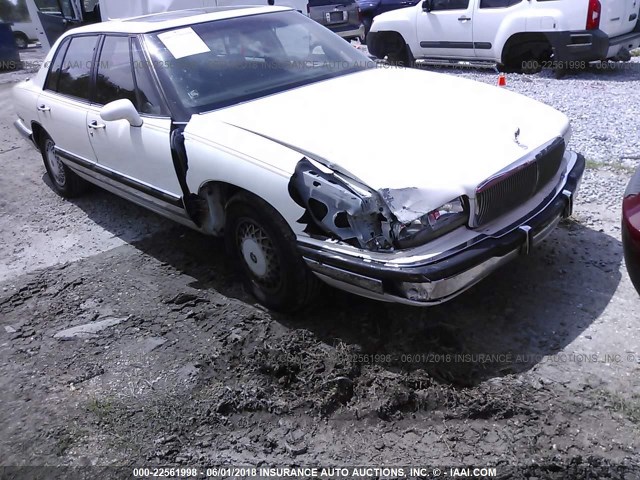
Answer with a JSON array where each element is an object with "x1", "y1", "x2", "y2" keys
[{"x1": 586, "y1": 0, "x2": 601, "y2": 30}]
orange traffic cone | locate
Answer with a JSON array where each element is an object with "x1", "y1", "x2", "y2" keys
[{"x1": 497, "y1": 73, "x2": 507, "y2": 87}]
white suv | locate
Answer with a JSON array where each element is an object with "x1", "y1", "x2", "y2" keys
[{"x1": 367, "y1": 0, "x2": 640, "y2": 71}]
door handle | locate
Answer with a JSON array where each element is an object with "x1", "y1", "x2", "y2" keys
[
  {"x1": 458, "y1": 15, "x2": 471, "y2": 22},
  {"x1": 37, "y1": 104, "x2": 50, "y2": 112},
  {"x1": 88, "y1": 120, "x2": 106, "y2": 129}
]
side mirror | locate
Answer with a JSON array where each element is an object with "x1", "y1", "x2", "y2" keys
[
  {"x1": 422, "y1": 0, "x2": 432, "y2": 11},
  {"x1": 100, "y1": 99, "x2": 143, "y2": 127}
]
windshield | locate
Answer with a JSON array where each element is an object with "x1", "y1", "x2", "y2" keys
[{"x1": 143, "y1": 11, "x2": 370, "y2": 114}]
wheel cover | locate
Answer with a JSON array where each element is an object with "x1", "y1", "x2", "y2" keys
[
  {"x1": 45, "y1": 139, "x2": 66, "y2": 187},
  {"x1": 236, "y1": 220, "x2": 282, "y2": 291}
]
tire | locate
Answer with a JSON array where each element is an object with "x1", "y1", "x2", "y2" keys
[
  {"x1": 503, "y1": 40, "x2": 550, "y2": 74},
  {"x1": 623, "y1": 221, "x2": 640, "y2": 296},
  {"x1": 225, "y1": 191, "x2": 319, "y2": 312},
  {"x1": 14, "y1": 32, "x2": 28, "y2": 49},
  {"x1": 39, "y1": 133, "x2": 87, "y2": 198},
  {"x1": 553, "y1": 66, "x2": 568, "y2": 79},
  {"x1": 376, "y1": 32, "x2": 411, "y2": 66}
]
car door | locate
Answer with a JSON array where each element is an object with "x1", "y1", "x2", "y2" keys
[
  {"x1": 36, "y1": 34, "x2": 99, "y2": 166},
  {"x1": 416, "y1": 0, "x2": 475, "y2": 58},
  {"x1": 85, "y1": 35, "x2": 183, "y2": 201},
  {"x1": 473, "y1": 0, "x2": 524, "y2": 59}
]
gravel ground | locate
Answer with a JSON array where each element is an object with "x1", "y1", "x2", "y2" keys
[
  {"x1": 0, "y1": 47, "x2": 639, "y2": 479},
  {"x1": 396, "y1": 53, "x2": 640, "y2": 169}
]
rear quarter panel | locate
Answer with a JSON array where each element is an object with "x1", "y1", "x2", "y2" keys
[
  {"x1": 12, "y1": 81, "x2": 41, "y2": 137},
  {"x1": 528, "y1": 0, "x2": 586, "y2": 31}
]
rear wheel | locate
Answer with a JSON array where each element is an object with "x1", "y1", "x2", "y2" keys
[
  {"x1": 502, "y1": 37, "x2": 551, "y2": 74},
  {"x1": 225, "y1": 192, "x2": 319, "y2": 312},
  {"x1": 14, "y1": 32, "x2": 28, "y2": 49},
  {"x1": 40, "y1": 133, "x2": 87, "y2": 198}
]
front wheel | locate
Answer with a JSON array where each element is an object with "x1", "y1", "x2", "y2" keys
[{"x1": 224, "y1": 192, "x2": 319, "y2": 312}]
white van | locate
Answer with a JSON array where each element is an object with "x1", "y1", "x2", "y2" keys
[
  {"x1": 9, "y1": 21, "x2": 41, "y2": 48},
  {"x1": 26, "y1": 0, "x2": 310, "y2": 51}
]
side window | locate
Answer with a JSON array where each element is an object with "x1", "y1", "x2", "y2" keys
[
  {"x1": 57, "y1": 35, "x2": 99, "y2": 101},
  {"x1": 431, "y1": 0, "x2": 469, "y2": 10},
  {"x1": 95, "y1": 36, "x2": 137, "y2": 106},
  {"x1": 44, "y1": 38, "x2": 70, "y2": 92},
  {"x1": 479, "y1": 0, "x2": 521, "y2": 8},
  {"x1": 131, "y1": 39, "x2": 165, "y2": 115}
]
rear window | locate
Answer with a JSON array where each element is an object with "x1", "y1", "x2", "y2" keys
[{"x1": 56, "y1": 35, "x2": 99, "y2": 101}]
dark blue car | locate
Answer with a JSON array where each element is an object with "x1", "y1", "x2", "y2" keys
[{"x1": 356, "y1": 0, "x2": 419, "y2": 36}]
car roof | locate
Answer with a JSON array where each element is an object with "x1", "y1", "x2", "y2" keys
[{"x1": 65, "y1": 6, "x2": 292, "y2": 36}]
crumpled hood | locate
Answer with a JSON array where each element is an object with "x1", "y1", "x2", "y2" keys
[{"x1": 190, "y1": 67, "x2": 570, "y2": 218}]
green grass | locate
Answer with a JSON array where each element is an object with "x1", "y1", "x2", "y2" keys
[
  {"x1": 584, "y1": 158, "x2": 636, "y2": 175},
  {"x1": 598, "y1": 390, "x2": 640, "y2": 424},
  {"x1": 87, "y1": 398, "x2": 116, "y2": 421}
]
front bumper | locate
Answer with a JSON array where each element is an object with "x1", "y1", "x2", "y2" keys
[
  {"x1": 300, "y1": 153, "x2": 585, "y2": 305},
  {"x1": 332, "y1": 23, "x2": 365, "y2": 40}
]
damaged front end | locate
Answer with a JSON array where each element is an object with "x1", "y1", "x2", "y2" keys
[{"x1": 288, "y1": 158, "x2": 469, "y2": 251}]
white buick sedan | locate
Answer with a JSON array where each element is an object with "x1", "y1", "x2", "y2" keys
[{"x1": 13, "y1": 6, "x2": 585, "y2": 311}]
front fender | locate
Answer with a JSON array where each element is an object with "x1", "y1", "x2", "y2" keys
[{"x1": 368, "y1": 6, "x2": 418, "y2": 49}]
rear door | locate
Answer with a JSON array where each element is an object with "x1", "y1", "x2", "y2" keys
[
  {"x1": 601, "y1": 0, "x2": 639, "y2": 37},
  {"x1": 36, "y1": 34, "x2": 99, "y2": 165},
  {"x1": 85, "y1": 36, "x2": 182, "y2": 198},
  {"x1": 473, "y1": 0, "x2": 525, "y2": 59}
]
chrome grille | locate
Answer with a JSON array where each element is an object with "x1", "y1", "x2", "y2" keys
[{"x1": 475, "y1": 137, "x2": 565, "y2": 226}]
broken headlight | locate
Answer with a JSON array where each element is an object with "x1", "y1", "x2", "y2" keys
[{"x1": 395, "y1": 197, "x2": 468, "y2": 249}]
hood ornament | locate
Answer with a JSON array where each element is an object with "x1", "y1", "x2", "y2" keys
[{"x1": 514, "y1": 127, "x2": 527, "y2": 149}]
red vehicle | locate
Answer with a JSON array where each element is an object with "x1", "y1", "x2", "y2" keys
[{"x1": 623, "y1": 166, "x2": 640, "y2": 295}]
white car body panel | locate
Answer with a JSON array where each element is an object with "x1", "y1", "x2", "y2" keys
[{"x1": 184, "y1": 117, "x2": 308, "y2": 235}]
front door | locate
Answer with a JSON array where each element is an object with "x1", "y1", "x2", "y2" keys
[
  {"x1": 416, "y1": 0, "x2": 475, "y2": 59},
  {"x1": 86, "y1": 35, "x2": 182, "y2": 200}
]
